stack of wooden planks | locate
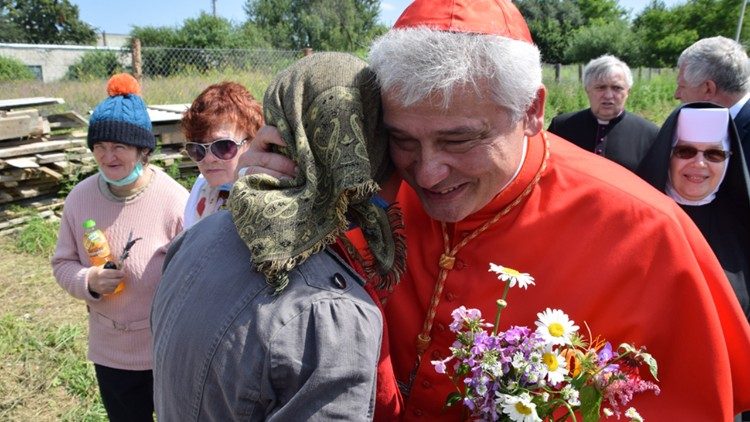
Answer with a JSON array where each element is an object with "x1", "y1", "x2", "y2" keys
[{"x1": 0, "y1": 98, "x2": 195, "y2": 234}]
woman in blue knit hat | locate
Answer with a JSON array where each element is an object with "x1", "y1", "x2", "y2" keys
[{"x1": 51, "y1": 73, "x2": 188, "y2": 421}]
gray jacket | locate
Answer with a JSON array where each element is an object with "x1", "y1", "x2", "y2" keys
[{"x1": 151, "y1": 211, "x2": 382, "y2": 421}]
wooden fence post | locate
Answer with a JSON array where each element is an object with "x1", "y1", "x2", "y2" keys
[
  {"x1": 302, "y1": 47, "x2": 313, "y2": 57},
  {"x1": 554, "y1": 63, "x2": 561, "y2": 83},
  {"x1": 132, "y1": 38, "x2": 142, "y2": 83},
  {"x1": 578, "y1": 64, "x2": 583, "y2": 82}
]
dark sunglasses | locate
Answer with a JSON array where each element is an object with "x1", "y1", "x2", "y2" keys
[
  {"x1": 185, "y1": 138, "x2": 247, "y2": 162},
  {"x1": 671, "y1": 145, "x2": 731, "y2": 163}
]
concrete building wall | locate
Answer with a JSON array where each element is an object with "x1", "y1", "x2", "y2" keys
[{"x1": 0, "y1": 43, "x2": 130, "y2": 82}]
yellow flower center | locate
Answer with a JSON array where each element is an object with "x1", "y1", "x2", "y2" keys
[
  {"x1": 515, "y1": 402, "x2": 533, "y2": 415},
  {"x1": 548, "y1": 322, "x2": 565, "y2": 337},
  {"x1": 504, "y1": 267, "x2": 521, "y2": 277},
  {"x1": 542, "y1": 352, "x2": 559, "y2": 371}
]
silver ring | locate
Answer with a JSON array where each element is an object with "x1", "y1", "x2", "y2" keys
[{"x1": 237, "y1": 167, "x2": 249, "y2": 177}]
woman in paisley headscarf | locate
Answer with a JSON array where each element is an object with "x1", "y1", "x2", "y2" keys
[
  {"x1": 151, "y1": 52, "x2": 404, "y2": 421},
  {"x1": 636, "y1": 103, "x2": 750, "y2": 321}
]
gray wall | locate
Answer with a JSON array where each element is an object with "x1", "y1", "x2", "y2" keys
[{"x1": 0, "y1": 40, "x2": 130, "y2": 83}]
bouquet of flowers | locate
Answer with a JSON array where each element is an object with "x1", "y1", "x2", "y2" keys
[{"x1": 431, "y1": 263, "x2": 660, "y2": 422}]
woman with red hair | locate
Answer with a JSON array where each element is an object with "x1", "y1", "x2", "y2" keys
[{"x1": 181, "y1": 82, "x2": 264, "y2": 228}]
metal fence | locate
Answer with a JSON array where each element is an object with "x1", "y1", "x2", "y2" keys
[{"x1": 0, "y1": 42, "x2": 305, "y2": 83}]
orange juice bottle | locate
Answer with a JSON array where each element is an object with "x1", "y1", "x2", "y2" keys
[{"x1": 82, "y1": 219, "x2": 124, "y2": 293}]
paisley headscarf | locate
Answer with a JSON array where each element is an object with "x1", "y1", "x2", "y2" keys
[{"x1": 228, "y1": 52, "x2": 404, "y2": 294}]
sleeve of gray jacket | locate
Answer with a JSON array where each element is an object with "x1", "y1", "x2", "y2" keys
[{"x1": 266, "y1": 296, "x2": 382, "y2": 421}]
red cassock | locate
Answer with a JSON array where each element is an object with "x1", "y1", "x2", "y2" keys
[{"x1": 373, "y1": 131, "x2": 750, "y2": 420}]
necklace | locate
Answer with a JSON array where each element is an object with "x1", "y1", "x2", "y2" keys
[{"x1": 405, "y1": 132, "x2": 550, "y2": 395}]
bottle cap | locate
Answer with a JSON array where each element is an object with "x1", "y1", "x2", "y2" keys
[{"x1": 83, "y1": 219, "x2": 96, "y2": 229}]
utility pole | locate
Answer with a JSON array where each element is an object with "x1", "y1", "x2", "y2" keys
[
  {"x1": 736, "y1": 0, "x2": 748, "y2": 42},
  {"x1": 212, "y1": 0, "x2": 217, "y2": 17}
]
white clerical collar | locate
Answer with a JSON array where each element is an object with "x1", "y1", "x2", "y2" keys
[
  {"x1": 729, "y1": 92, "x2": 750, "y2": 119},
  {"x1": 595, "y1": 110, "x2": 624, "y2": 125},
  {"x1": 497, "y1": 136, "x2": 528, "y2": 192}
]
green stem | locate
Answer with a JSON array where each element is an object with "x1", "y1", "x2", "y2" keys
[{"x1": 492, "y1": 281, "x2": 512, "y2": 335}]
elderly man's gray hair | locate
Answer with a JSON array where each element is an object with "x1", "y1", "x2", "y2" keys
[
  {"x1": 583, "y1": 55, "x2": 633, "y2": 90},
  {"x1": 677, "y1": 36, "x2": 750, "y2": 95},
  {"x1": 368, "y1": 27, "x2": 542, "y2": 123}
]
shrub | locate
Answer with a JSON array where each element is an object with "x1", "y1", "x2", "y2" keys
[
  {"x1": 0, "y1": 55, "x2": 35, "y2": 82},
  {"x1": 65, "y1": 50, "x2": 123, "y2": 81}
]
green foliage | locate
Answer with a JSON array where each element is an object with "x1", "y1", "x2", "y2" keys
[
  {"x1": 632, "y1": 2, "x2": 699, "y2": 67},
  {"x1": 130, "y1": 25, "x2": 179, "y2": 47},
  {"x1": 0, "y1": 313, "x2": 106, "y2": 420},
  {"x1": 564, "y1": 21, "x2": 641, "y2": 65},
  {"x1": 0, "y1": 0, "x2": 96, "y2": 44},
  {"x1": 575, "y1": 0, "x2": 626, "y2": 24},
  {"x1": 131, "y1": 14, "x2": 275, "y2": 77},
  {"x1": 516, "y1": 0, "x2": 584, "y2": 64},
  {"x1": 65, "y1": 50, "x2": 123, "y2": 80},
  {"x1": 245, "y1": 0, "x2": 386, "y2": 51},
  {"x1": 14, "y1": 214, "x2": 59, "y2": 257},
  {"x1": 0, "y1": 55, "x2": 35, "y2": 81}
]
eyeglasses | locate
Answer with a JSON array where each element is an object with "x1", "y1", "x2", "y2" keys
[
  {"x1": 184, "y1": 138, "x2": 247, "y2": 162},
  {"x1": 671, "y1": 145, "x2": 731, "y2": 163}
]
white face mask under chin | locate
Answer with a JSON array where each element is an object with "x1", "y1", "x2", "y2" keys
[{"x1": 100, "y1": 161, "x2": 144, "y2": 187}]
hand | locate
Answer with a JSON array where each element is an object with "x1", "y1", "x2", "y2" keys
[
  {"x1": 87, "y1": 265, "x2": 126, "y2": 296},
  {"x1": 237, "y1": 125, "x2": 297, "y2": 180}
]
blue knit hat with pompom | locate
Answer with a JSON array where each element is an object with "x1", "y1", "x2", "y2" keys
[{"x1": 87, "y1": 73, "x2": 155, "y2": 151}]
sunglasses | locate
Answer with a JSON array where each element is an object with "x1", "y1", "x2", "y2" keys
[
  {"x1": 185, "y1": 138, "x2": 247, "y2": 162},
  {"x1": 671, "y1": 145, "x2": 731, "y2": 163}
]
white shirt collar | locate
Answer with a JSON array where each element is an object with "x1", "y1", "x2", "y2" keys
[{"x1": 729, "y1": 92, "x2": 750, "y2": 118}]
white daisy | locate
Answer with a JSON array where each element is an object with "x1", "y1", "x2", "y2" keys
[
  {"x1": 499, "y1": 393, "x2": 542, "y2": 422},
  {"x1": 540, "y1": 345, "x2": 567, "y2": 385},
  {"x1": 535, "y1": 308, "x2": 579, "y2": 346},
  {"x1": 489, "y1": 263, "x2": 536, "y2": 289}
]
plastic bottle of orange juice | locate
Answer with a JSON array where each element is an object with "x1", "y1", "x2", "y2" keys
[{"x1": 82, "y1": 219, "x2": 124, "y2": 294}]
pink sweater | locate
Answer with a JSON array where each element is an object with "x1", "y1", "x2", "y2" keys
[{"x1": 51, "y1": 167, "x2": 188, "y2": 370}]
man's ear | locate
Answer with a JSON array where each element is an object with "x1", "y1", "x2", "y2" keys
[
  {"x1": 524, "y1": 86, "x2": 546, "y2": 137},
  {"x1": 704, "y1": 79, "x2": 718, "y2": 98}
]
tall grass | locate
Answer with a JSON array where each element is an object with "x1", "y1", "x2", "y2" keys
[{"x1": 0, "y1": 67, "x2": 275, "y2": 117}]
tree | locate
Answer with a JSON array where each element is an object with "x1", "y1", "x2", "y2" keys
[
  {"x1": 564, "y1": 20, "x2": 641, "y2": 65},
  {"x1": 632, "y1": 1, "x2": 700, "y2": 67},
  {"x1": 0, "y1": 0, "x2": 96, "y2": 44},
  {"x1": 574, "y1": 0, "x2": 626, "y2": 25},
  {"x1": 244, "y1": 0, "x2": 386, "y2": 51},
  {"x1": 516, "y1": 0, "x2": 584, "y2": 64}
]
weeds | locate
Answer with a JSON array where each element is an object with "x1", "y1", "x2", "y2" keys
[{"x1": 14, "y1": 215, "x2": 60, "y2": 257}]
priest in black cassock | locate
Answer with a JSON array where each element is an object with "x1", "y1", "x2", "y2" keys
[{"x1": 548, "y1": 55, "x2": 659, "y2": 172}]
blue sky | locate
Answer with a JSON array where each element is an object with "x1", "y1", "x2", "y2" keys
[{"x1": 72, "y1": 0, "x2": 684, "y2": 35}]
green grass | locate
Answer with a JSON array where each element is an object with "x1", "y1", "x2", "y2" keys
[
  {"x1": 14, "y1": 216, "x2": 60, "y2": 257},
  {"x1": 0, "y1": 68, "x2": 277, "y2": 117},
  {"x1": 0, "y1": 236, "x2": 106, "y2": 421}
]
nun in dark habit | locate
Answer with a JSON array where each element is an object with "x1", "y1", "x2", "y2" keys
[{"x1": 637, "y1": 103, "x2": 750, "y2": 321}]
